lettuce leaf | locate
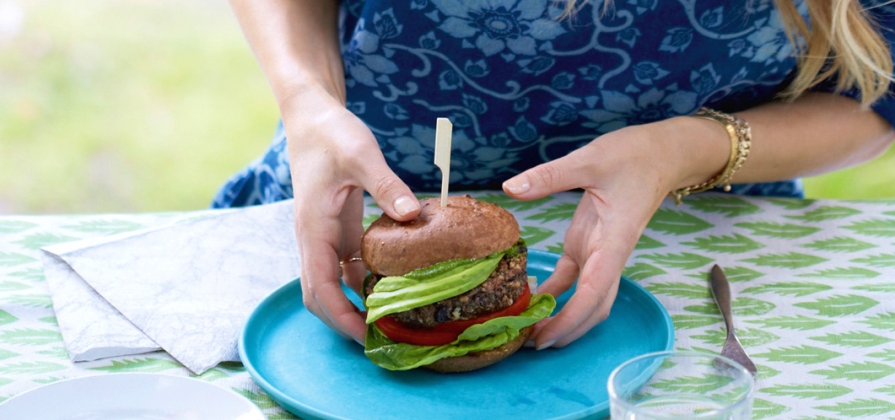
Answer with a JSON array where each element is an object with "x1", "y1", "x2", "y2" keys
[
  {"x1": 364, "y1": 293, "x2": 556, "y2": 371},
  {"x1": 365, "y1": 252, "x2": 504, "y2": 323}
]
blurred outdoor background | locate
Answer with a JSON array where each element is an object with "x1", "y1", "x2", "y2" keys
[{"x1": 2, "y1": 0, "x2": 895, "y2": 216}]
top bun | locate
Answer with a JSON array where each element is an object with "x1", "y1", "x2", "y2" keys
[{"x1": 361, "y1": 195, "x2": 520, "y2": 276}]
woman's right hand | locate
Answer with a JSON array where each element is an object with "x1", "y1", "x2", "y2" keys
[
  {"x1": 282, "y1": 87, "x2": 421, "y2": 344},
  {"x1": 226, "y1": 0, "x2": 417, "y2": 343}
]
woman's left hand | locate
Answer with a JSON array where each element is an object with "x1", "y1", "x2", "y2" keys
[{"x1": 503, "y1": 118, "x2": 726, "y2": 349}]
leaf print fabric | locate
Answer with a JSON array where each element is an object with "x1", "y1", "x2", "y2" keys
[
  {"x1": 211, "y1": 0, "x2": 895, "y2": 206},
  {"x1": 7, "y1": 192, "x2": 895, "y2": 417}
]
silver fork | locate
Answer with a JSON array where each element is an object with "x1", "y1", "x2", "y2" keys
[{"x1": 710, "y1": 264, "x2": 758, "y2": 377}]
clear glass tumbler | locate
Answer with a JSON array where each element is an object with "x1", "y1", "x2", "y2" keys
[{"x1": 607, "y1": 351, "x2": 754, "y2": 419}]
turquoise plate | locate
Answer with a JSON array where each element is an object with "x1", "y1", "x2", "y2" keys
[{"x1": 240, "y1": 250, "x2": 674, "y2": 420}]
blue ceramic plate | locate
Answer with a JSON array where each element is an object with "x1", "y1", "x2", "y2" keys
[{"x1": 240, "y1": 250, "x2": 674, "y2": 420}]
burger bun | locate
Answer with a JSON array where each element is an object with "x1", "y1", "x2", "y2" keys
[{"x1": 361, "y1": 195, "x2": 520, "y2": 276}]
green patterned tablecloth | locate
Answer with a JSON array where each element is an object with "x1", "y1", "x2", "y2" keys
[{"x1": 2, "y1": 191, "x2": 895, "y2": 419}]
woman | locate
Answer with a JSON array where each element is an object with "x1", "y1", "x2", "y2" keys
[{"x1": 214, "y1": 0, "x2": 895, "y2": 349}]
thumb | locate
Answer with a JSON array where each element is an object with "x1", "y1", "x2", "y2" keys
[
  {"x1": 357, "y1": 156, "x2": 420, "y2": 222},
  {"x1": 503, "y1": 152, "x2": 588, "y2": 200}
]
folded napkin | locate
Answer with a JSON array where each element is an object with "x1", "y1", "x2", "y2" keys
[{"x1": 42, "y1": 200, "x2": 301, "y2": 374}]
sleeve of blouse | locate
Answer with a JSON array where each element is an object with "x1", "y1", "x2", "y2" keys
[{"x1": 809, "y1": 2, "x2": 895, "y2": 129}]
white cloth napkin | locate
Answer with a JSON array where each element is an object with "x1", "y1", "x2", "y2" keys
[{"x1": 42, "y1": 200, "x2": 301, "y2": 374}]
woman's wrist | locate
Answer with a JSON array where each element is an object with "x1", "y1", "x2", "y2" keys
[
  {"x1": 649, "y1": 114, "x2": 737, "y2": 193},
  {"x1": 277, "y1": 82, "x2": 347, "y2": 128},
  {"x1": 275, "y1": 77, "x2": 346, "y2": 114}
]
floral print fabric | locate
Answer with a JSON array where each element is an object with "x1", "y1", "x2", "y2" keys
[{"x1": 212, "y1": 0, "x2": 895, "y2": 208}]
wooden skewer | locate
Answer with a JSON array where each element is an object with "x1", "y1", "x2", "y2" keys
[{"x1": 434, "y1": 118, "x2": 453, "y2": 208}]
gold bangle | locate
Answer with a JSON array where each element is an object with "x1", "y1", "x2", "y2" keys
[{"x1": 670, "y1": 107, "x2": 752, "y2": 205}]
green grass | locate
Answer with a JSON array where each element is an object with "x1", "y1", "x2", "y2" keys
[
  {"x1": 803, "y1": 146, "x2": 895, "y2": 199},
  {"x1": 0, "y1": 0, "x2": 278, "y2": 214},
  {"x1": 1, "y1": 0, "x2": 893, "y2": 215}
]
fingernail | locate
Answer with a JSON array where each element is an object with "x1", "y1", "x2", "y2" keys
[
  {"x1": 524, "y1": 340, "x2": 535, "y2": 348},
  {"x1": 536, "y1": 339, "x2": 556, "y2": 351},
  {"x1": 393, "y1": 195, "x2": 419, "y2": 217},
  {"x1": 503, "y1": 177, "x2": 530, "y2": 194}
]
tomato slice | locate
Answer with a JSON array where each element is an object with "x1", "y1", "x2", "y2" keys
[{"x1": 374, "y1": 283, "x2": 532, "y2": 346}]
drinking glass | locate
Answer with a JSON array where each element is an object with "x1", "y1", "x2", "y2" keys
[{"x1": 607, "y1": 351, "x2": 754, "y2": 419}]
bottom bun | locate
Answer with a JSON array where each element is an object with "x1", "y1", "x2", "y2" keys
[{"x1": 424, "y1": 326, "x2": 533, "y2": 373}]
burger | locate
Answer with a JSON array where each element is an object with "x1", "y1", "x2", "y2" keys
[{"x1": 360, "y1": 195, "x2": 556, "y2": 372}]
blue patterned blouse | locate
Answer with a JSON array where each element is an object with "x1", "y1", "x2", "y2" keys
[{"x1": 212, "y1": 0, "x2": 895, "y2": 208}]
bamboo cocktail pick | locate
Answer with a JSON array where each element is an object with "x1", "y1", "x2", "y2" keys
[{"x1": 434, "y1": 118, "x2": 453, "y2": 208}]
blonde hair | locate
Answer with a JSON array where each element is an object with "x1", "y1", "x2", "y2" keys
[{"x1": 561, "y1": 0, "x2": 894, "y2": 107}]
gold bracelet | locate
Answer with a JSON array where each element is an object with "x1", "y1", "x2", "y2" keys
[{"x1": 670, "y1": 107, "x2": 752, "y2": 205}]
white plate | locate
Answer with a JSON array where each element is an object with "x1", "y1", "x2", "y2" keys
[{"x1": 0, "y1": 373, "x2": 266, "y2": 420}]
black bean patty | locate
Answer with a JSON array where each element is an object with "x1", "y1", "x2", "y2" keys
[{"x1": 366, "y1": 243, "x2": 528, "y2": 328}]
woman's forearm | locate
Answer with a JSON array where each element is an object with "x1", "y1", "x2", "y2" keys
[
  {"x1": 737, "y1": 93, "x2": 894, "y2": 180},
  {"x1": 661, "y1": 93, "x2": 895, "y2": 190},
  {"x1": 228, "y1": 0, "x2": 345, "y2": 107}
]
